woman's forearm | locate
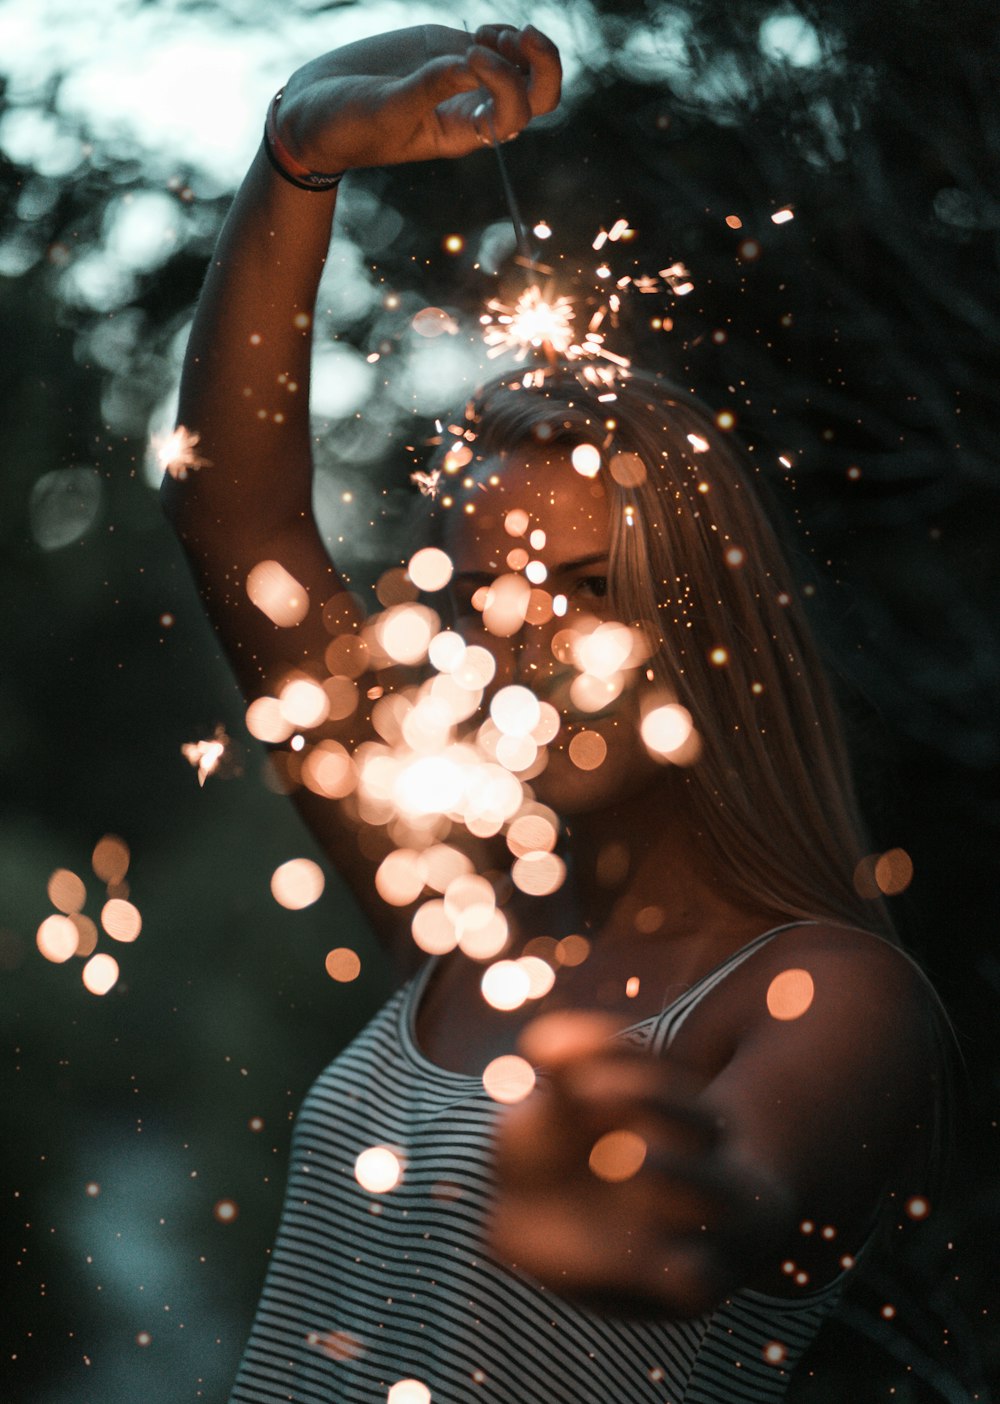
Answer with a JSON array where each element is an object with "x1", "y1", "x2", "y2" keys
[{"x1": 162, "y1": 141, "x2": 337, "y2": 542}]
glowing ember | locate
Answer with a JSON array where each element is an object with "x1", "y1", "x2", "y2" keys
[
  {"x1": 766, "y1": 968, "x2": 815, "y2": 1021},
  {"x1": 152, "y1": 424, "x2": 210, "y2": 480},
  {"x1": 355, "y1": 1146, "x2": 402, "y2": 1193},
  {"x1": 771, "y1": 208, "x2": 794, "y2": 224},
  {"x1": 589, "y1": 1129, "x2": 647, "y2": 1182},
  {"x1": 181, "y1": 726, "x2": 229, "y2": 785},
  {"x1": 270, "y1": 858, "x2": 325, "y2": 910},
  {"x1": 483, "y1": 1054, "x2": 536, "y2": 1104},
  {"x1": 213, "y1": 1199, "x2": 239, "y2": 1223}
]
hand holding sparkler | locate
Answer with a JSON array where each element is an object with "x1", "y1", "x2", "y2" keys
[
  {"x1": 273, "y1": 23, "x2": 561, "y2": 178},
  {"x1": 489, "y1": 1011, "x2": 794, "y2": 1319}
]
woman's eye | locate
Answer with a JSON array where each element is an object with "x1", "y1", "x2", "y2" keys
[{"x1": 573, "y1": 575, "x2": 609, "y2": 599}]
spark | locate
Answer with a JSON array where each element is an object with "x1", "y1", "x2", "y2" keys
[
  {"x1": 181, "y1": 725, "x2": 229, "y2": 786},
  {"x1": 152, "y1": 425, "x2": 210, "y2": 480},
  {"x1": 410, "y1": 467, "x2": 442, "y2": 499},
  {"x1": 482, "y1": 284, "x2": 577, "y2": 361}
]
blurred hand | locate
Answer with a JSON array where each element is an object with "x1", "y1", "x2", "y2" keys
[
  {"x1": 489, "y1": 1011, "x2": 791, "y2": 1318},
  {"x1": 276, "y1": 23, "x2": 561, "y2": 174}
]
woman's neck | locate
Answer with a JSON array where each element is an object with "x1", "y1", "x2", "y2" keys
[{"x1": 512, "y1": 777, "x2": 771, "y2": 946}]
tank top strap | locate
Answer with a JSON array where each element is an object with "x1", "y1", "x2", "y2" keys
[{"x1": 645, "y1": 920, "x2": 819, "y2": 1057}]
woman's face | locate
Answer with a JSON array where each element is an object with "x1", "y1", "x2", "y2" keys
[{"x1": 442, "y1": 444, "x2": 663, "y2": 814}]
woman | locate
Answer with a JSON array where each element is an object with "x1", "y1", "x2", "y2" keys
[{"x1": 162, "y1": 22, "x2": 948, "y2": 1403}]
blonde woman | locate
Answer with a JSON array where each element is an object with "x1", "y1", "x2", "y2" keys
[{"x1": 163, "y1": 22, "x2": 949, "y2": 1403}]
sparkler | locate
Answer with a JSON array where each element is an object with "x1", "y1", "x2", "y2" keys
[{"x1": 152, "y1": 424, "x2": 211, "y2": 480}]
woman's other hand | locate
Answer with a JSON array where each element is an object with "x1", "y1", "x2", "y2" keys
[
  {"x1": 489, "y1": 1011, "x2": 793, "y2": 1319},
  {"x1": 275, "y1": 23, "x2": 562, "y2": 176}
]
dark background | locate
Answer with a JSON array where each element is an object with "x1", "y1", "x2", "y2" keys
[{"x1": 2, "y1": 1, "x2": 997, "y2": 1400}]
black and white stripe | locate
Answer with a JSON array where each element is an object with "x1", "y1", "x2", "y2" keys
[{"x1": 230, "y1": 924, "x2": 847, "y2": 1403}]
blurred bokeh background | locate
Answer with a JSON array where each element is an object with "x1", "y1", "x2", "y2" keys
[{"x1": 2, "y1": 1, "x2": 998, "y2": 1400}]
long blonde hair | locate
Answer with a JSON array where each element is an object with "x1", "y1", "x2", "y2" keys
[{"x1": 453, "y1": 365, "x2": 895, "y2": 938}]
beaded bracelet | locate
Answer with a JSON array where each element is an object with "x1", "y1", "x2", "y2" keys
[{"x1": 263, "y1": 90, "x2": 344, "y2": 192}]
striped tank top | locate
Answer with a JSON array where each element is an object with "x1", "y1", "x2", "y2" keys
[{"x1": 230, "y1": 922, "x2": 854, "y2": 1403}]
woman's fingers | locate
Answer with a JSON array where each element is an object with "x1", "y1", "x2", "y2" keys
[
  {"x1": 391, "y1": 54, "x2": 481, "y2": 120},
  {"x1": 474, "y1": 22, "x2": 562, "y2": 115},
  {"x1": 465, "y1": 45, "x2": 534, "y2": 142},
  {"x1": 522, "y1": 25, "x2": 563, "y2": 114}
]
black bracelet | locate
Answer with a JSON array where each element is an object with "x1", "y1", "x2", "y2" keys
[{"x1": 263, "y1": 90, "x2": 344, "y2": 192}]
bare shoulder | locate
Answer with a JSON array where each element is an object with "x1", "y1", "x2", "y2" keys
[
  {"x1": 747, "y1": 920, "x2": 942, "y2": 1031},
  {"x1": 710, "y1": 920, "x2": 948, "y2": 1163},
  {"x1": 678, "y1": 918, "x2": 947, "y2": 1126}
]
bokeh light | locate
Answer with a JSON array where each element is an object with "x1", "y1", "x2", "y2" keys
[
  {"x1": 82, "y1": 952, "x2": 119, "y2": 996},
  {"x1": 270, "y1": 858, "x2": 325, "y2": 910},
  {"x1": 37, "y1": 914, "x2": 79, "y2": 963},
  {"x1": 589, "y1": 1129, "x2": 648, "y2": 1182},
  {"x1": 91, "y1": 833, "x2": 129, "y2": 884},
  {"x1": 47, "y1": 868, "x2": 86, "y2": 913},
  {"x1": 325, "y1": 947, "x2": 362, "y2": 982},
  {"x1": 408, "y1": 546, "x2": 453, "y2": 592},
  {"x1": 641, "y1": 703, "x2": 694, "y2": 756},
  {"x1": 355, "y1": 1146, "x2": 402, "y2": 1193},
  {"x1": 766, "y1": 968, "x2": 815, "y2": 1021},
  {"x1": 100, "y1": 898, "x2": 142, "y2": 942},
  {"x1": 481, "y1": 959, "x2": 531, "y2": 1011},
  {"x1": 571, "y1": 443, "x2": 602, "y2": 478},
  {"x1": 482, "y1": 1055, "x2": 536, "y2": 1104},
  {"x1": 387, "y1": 1381, "x2": 431, "y2": 1404},
  {"x1": 246, "y1": 560, "x2": 309, "y2": 627}
]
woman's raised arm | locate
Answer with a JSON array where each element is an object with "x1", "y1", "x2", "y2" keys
[{"x1": 160, "y1": 24, "x2": 561, "y2": 948}]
